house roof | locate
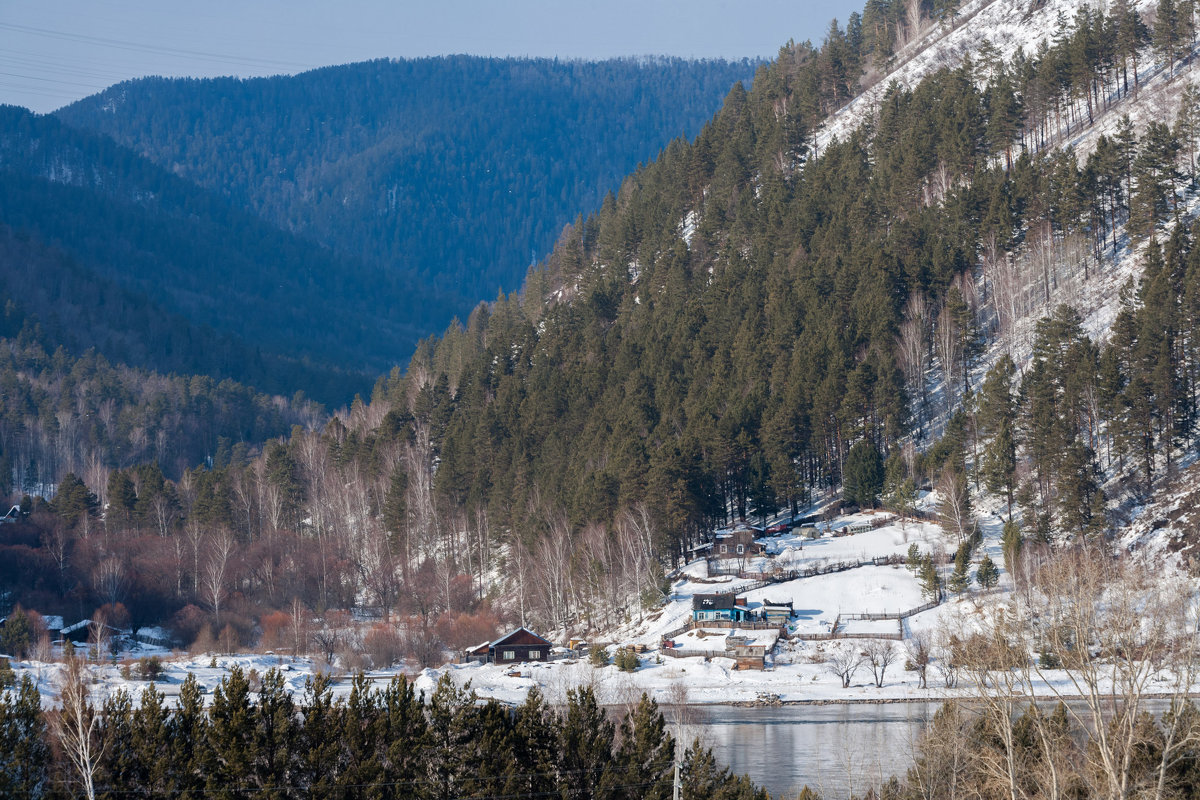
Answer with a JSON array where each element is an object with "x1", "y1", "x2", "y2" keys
[
  {"x1": 489, "y1": 627, "x2": 552, "y2": 648},
  {"x1": 693, "y1": 593, "x2": 738, "y2": 610}
]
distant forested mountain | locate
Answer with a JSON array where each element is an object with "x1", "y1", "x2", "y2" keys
[
  {"x1": 0, "y1": 106, "x2": 444, "y2": 404},
  {"x1": 58, "y1": 56, "x2": 759, "y2": 326}
]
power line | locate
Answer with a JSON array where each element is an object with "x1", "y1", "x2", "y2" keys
[{"x1": 0, "y1": 21, "x2": 311, "y2": 71}]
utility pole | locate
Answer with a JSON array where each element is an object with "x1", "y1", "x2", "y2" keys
[{"x1": 673, "y1": 720, "x2": 682, "y2": 800}]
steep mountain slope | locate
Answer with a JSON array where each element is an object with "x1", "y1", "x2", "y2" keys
[
  {"x1": 0, "y1": 106, "x2": 442, "y2": 403},
  {"x1": 360, "y1": 0, "x2": 1200, "y2": 559},
  {"x1": 57, "y1": 56, "x2": 760, "y2": 331}
]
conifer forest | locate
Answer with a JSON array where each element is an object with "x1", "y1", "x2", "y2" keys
[{"x1": 13, "y1": 0, "x2": 1200, "y2": 796}]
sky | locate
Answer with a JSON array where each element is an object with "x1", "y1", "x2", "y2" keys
[{"x1": 2, "y1": 0, "x2": 863, "y2": 113}]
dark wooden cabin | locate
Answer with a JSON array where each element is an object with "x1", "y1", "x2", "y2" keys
[{"x1": 487, "y1": 627, "x2": 553, "y2": 664}]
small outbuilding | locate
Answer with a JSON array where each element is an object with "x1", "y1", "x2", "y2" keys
[{"x1": 759, "y1": 599, "x2": 794, "y2": 623}]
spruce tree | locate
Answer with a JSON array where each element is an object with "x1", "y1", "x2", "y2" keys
[
  {"x1": 843, "y1": 439, "x2": 884, "y2": 509},
  {"x1": 0, "y1": 676, "x2": 48, "y2": 799},
  {"x1": 919, "y1": 555, "x2": 942, "y2": 603},
  {"x1": 558, "y1": 686, "x2": 615, "y2": 800},
  {"x1": 948, "y1": 543, "x2": 972, "y2": 593},
  {"x1": 976, "y1": 553, "x2": 1000, "y2": 590},
  {"x1": 611, "y1": 695, "x2": 674, "y2": 800}
]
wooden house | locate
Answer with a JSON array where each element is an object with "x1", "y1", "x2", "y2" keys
[
  {"x1": 692, "y1": 593, "x2": 751, "y2": 622},
  {"x1": 461, "y1": 627, "x2": 554, "y2": 665},
  {"x1": 713, "y1": 528, "x2": 765, "y2": 559}
]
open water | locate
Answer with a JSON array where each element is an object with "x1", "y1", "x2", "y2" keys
[{"x1": 683, "y1": 702, "x2": 938, "y2": 799}]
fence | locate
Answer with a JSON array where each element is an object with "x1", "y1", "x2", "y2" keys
[
  {"x1": 659, "y1": 647, "x2": 725, "y2": 659},
  {"x1": 707, "y1": 553, "x2": 907, "y2": 583},
  {"x1": 841, "y1": 599, "x2": 939, "y2": 622}
]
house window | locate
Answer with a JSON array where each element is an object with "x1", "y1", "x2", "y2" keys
[
  {"x1": 529, "y1": 650, "x2": 541, "y2": 659},
  {"x1": 720, "y1": 544, "x2": 728, "y2": 553},
  {"x1": 736, "y1": 544, "x2": 744, "y2": 554},
  {"x1": 503, "y1": 650, "x2": 516, "y2": 660}
]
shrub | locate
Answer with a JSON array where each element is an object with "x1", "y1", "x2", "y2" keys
[
  {"x1": 589, "y1": 646, "x2": 609, "y2": 667},
  {"x1": 615, "y1": 647, "x2": 639, "y2": 672},
  {"x1": 259, "y1": 610, "x2": 292, "y2": 652},
  {"x1": 170, "y1": 604, "x2": 209, "y2": 646},
  {"x1": 0, "y1": 657, "x2": 15, "y2": 688},
  {"x1": 137, "y1": 655, "x2": 163, "y2": 681},
  {"x1": 1038, "y1": 649, "x2": 1062, "y2": 669}
]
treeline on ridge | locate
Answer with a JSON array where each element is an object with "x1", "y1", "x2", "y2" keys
[
  {"x1": 58, "y1": 56, "x2": 763, "y2": 329},
  {"x1": 0, "y1": 106, "x2": 435, "y2": 405}
]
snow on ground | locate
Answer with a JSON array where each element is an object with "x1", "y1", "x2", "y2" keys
[
  {"x1": 837, "y1": 619, "x2": 902, "y2": 636},
  {"x1": 744, "y1": 566, "x2": 923, "y2": 635},
  {"x1": 813, "y1": 0, "x2": 1158, "y2": 157},
  {"x1": 670, "y1": 627, "x2": 780, "y2": 652},
  {"x1": 766, "y1": 519, "x2": 944, "y2": 568}
]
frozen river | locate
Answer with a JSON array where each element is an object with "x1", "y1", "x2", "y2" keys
[{"x1": 683, "y1": 702, "x2": 938, "y2": 799}]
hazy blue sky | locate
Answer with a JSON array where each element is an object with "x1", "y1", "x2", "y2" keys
[{"x1": 3, "y1": 0, "x2": 863, "y2": 113}]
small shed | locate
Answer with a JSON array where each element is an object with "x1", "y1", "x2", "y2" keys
[
  {"x1": 760, "y1": 599, "x2": 794, "y2": 623},
  {"x1": 459, "y1": 640, "x2": 491, "y2": 664},
  {"x1": 487, "y1": 628, "x2": 553, "y2": 665},
  {"x1": 724, "y1": 635, "x2": 767, "y2": 670}
]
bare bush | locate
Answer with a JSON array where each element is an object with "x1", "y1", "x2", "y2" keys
[
  {"x1": 864, "y1": 639, "x2": 898, "y2": 687},
  {"x1": 827, "y1": 642, "x2": 863, "y2": 688}
]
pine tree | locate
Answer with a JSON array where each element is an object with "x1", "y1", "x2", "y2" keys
[
  {"x1": 504, "y1": 686, "x2": 557, "y2": 799},
  {"x1": 558, "y1": 686, "x2": 615, "y2": 800},
  {"x1": 0, "y1": 606, "x2": 33, "y2": 659},
  {"x1": 1001, "y1": 520, "x2": 1023, "y2": 578},
  {"x1": 948, "y1": 542, "x2": 972, "y2": 593},
  {"x1": 0, "y1": 675, "x2": 48, "y2": 799},
  {"x1": 906, "y1": 543, "x2": 922, "y2": 572},
  {"x1": 379, "y1": 674, "x2": 428, "y2": 793},
  {"x1": 206, "y1": 664, "x2": 255, "y2": 795},
  {"x1": 978, "y1": 355, "x2": 1018, "y2": 517},
  {"x1": 610, "y1": 695, "x2": 674, "y2": 800},
  {"x1": 919, "y1": 555, "x2": 942, "y2": 602},
  {"x1": 169, "y1": 673, "x2": 211, "y2": 795},
  {"x1": 976, "y1": 553, "x2": 1000, "y2": 590},
  {"x1": 299, "y1": 673, "x2": 342, "y2": 794},
  {"x1": 426, "y1": 673, "x2": 478, "y2": 800},
  {"x1": 843, "y1": 439, "x2": 884, "y2": 509},
  {"x1": 251, "y1": 668, "x2": 299, "y2": 792},
  {"x1": 132, "y1": 684, "x2": 172, "y2": 795}
]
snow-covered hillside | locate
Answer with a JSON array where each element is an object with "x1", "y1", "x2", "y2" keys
[{"x1": 814, "y1": 0, "x2": 1158, "y2": 155}]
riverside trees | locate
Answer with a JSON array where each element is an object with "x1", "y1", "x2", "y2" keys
[{"x1": 0, "y1": 670, "x2": 766, "y2": 800}]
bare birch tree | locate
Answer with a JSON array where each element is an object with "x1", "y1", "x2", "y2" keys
[{"x1": 54, "y1": 655, "x2": 106, "y2": 800}]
